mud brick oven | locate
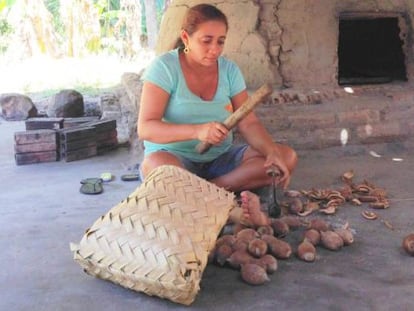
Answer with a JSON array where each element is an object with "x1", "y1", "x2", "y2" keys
[{"x1": 154, "y1": 0, "x2": 414, "y2": 150}]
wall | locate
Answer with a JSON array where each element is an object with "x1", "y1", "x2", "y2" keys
[
  {"x1": 157, "y1": 0, "x2": 414, "y2": 89},
  {"x1": 137, "y1": 0, "x2": 414, "y2": 151}
]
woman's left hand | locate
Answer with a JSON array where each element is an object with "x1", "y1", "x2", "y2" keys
[{"x1": 264, "y1": 150, "x2": 291, "y2": 189}]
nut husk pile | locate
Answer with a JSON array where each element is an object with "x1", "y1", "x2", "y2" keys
[
  {"x1": 210, "y1": 216, "x2": 355, "y2": 285},
  {"x1": 281, "y1": 170, "x2": 390, "y2": 217}
]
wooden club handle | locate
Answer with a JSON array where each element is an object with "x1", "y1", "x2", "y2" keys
[{"x1": 195, "y1": 83, "x2": 273, "y2": 154}]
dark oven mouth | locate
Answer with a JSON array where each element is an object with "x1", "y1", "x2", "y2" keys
[{"x1": 338, "y1": 12, "x2": 408, "y2": 85}]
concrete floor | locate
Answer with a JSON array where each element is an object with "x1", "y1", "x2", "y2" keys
[{"x1": 1, "y1": 119, "x2": 414, "y2": 311}]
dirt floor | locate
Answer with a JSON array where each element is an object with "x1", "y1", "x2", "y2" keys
[{"x1": 1, "y1": 118, "x2": 414, "y2": 311}]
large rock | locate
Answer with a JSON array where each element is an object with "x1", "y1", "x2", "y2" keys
[
  {"x1": 119, "y1": 72, "x2": 144, "y2": 161},
  {"x1": 47, "y1": 89, "x2": 84, "y2": 117},
  {"x1": 0, "y1": 93, "x2": 38, "y2": 120}
]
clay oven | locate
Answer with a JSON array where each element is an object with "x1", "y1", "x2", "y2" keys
[
  {"x1": 157, "y1": 0, "x2": 414, "y2": 89},
  {"x1": 151, "y1": 1, "x2": 414, "y2": 150}
]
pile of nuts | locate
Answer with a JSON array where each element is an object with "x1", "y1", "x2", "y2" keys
[
  {"x1": 209, "y1": 169, "x2": 414, "y2": 285},
  {"x1": 209, "y1": 216, "x2": 354, "y2": 285}
]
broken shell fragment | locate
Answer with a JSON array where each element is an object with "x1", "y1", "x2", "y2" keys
[
  {"x1": 319, "y1": 205, "x2": 337, "y2": 215},
  {"x1": 355, "y1": 195, "x2": 378, "y2": 203},
  {"x1": 351, "y1": 198, "x2": 362, "y2": 206},
  {"x1": 354, "y1": 184, "x2": 372, "y2": 194},
  {"x1": 298, "y1": 201, "x2": 320, "y2": 217},
  {"x1": 369, "y1": 201, "x2": 390, "y2": 209},
  {"x1": 402, "y1": 233, "x2": 414, "y2": 256},
  {"x1": 361, "y1": 210, "x2": 378, "y2": 220},
  {"x1": 341, "y1": 170, "x2": 354, "y2": 183},
  {"x1": 382, "y1": 219, "x2": 394, "y2": 230},
  {"x1": 326, "y1": 191, "x2": 345, "y2": 202}
]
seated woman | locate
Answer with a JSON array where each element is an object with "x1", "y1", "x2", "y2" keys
[{"x1": 137, "y1": 4, "x2": 297, "y2": 227}]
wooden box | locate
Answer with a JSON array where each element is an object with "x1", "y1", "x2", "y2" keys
[
  {"x1": 82, "y1": 119, "x2": 118, "y2": 154},
  {"x1": 63, "y1": 116, "x2": 100, "y2": 128},
  {"x1": 25, "y1": 117, "x2": 64, "y2": 130},
  {"x1": 14, "y1": 129, "x2": 58, "y2": 165},
  {"x1": 59, "y1": 127, "x2": 97, "y2": 162}
]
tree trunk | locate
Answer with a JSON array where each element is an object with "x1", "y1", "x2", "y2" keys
[
  {"x1": 7, "y1": 0, "x2": 61, "y2": 59},
  {"x1": 143, "y1": 0, "x2": 158, "y2": 49},
  {"x1": 60, "y1": 0, "x2": 100, "y2": 57},
  {"x1": 120, "y1": 0, "x2": 142, "y2": 58}
]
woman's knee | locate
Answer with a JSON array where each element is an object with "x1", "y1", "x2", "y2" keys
[
  {"x1": 141, "y1": 151, "x2": 184, "y2": 177},
  {"x1": 284, "y1": 145, "x2": 298, "y2": 172}
]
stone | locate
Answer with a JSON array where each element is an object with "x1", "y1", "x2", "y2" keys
[
  {"x1": 47, "y1": 89, "x2": 84, "y2": 118},
  {"x1": 0, "y1": 93, "x2": 38, "y2": 121}
]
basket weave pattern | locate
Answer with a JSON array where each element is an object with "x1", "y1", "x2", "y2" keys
[{"x1": 71, "y1": 165, "x2": 235, "y2": 305}]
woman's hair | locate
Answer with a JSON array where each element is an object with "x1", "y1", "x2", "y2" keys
[{"x1": 174, "y1": 4, "x2": 228, "y2": 49}]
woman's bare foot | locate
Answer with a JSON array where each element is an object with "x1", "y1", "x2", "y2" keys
[{"x1": 239, "y1": 191, "x2": 270, "y2": 227}]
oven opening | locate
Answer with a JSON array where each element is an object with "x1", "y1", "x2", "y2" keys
[{"x1": 338, "y1": 16, "x2": 407, "y2": 85}]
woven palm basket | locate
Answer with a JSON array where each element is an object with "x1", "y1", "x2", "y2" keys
[{"x1": 70, "y1": 165, "x2": 235, "y2": 305}]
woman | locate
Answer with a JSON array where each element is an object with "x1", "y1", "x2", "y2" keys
[{"x1": 138, "y1": 4, "x2": 297, "y2": 226}]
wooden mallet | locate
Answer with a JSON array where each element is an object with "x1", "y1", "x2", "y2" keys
[{"x1": 195, "y1": 83, "x2": 273, "y2": 154}]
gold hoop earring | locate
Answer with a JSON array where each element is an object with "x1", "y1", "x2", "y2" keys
[{"x1": 184, "y1": 45, "x2": 189, "y2": 54}]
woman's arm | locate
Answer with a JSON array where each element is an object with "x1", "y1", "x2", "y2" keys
[
  {"x1": 231, "y1": 90, "x2": 290, "y2": 185},
  {"x1": 137, "y1": 81, "x2": 228, "y2": 145}
]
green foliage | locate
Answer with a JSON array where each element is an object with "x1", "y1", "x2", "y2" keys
[
  {"x1": 0, "y1": 18, "x2": 10, "y2": 34},
  {"x1": 0, "y1": 0, "x2": 170, "y2": 57},
  {"x1": 44, "y1": 0, "x2": 64, "y2": 35},
  {"x1": 0, "y1": 0, "x2": 16, "y2": 14},
  {"x1": 0, "y1": 18, "x2": 11, "y2": 53},
  {"x1": 86, "y1": 37, "x2": 101, "y2": 53},
  {"x1": 0, "y1": 0, "x2": 13, "y2": 55}
]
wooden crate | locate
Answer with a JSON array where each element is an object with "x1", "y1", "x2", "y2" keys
[
  {"x1": 14, "y1": 129, "x2": 58, "y2": 165},
  {"x1": 96, "y1": 128, "x2": 118, "y2": 154},
  {"x1": 25, "y1": 117, "x2": 64, "y2": 130},
  {"x1": 14, "y1": 129, "x2": 57, "y2": 145},
  {"x1": 82, "y1": 119, "x2": 118, "y2": 155},
  {"x1": 61, "y1": 145, "x2": 97, "y2": 162},
  {"x1": 83, "y1": 119, "x2": 116, "y2": 133},
  {"x1": 15, "y1": 151, "x2": 58, "y2": 165},
  {"x1": 63, "y1": 116, "x2": 100, "y2": 128},
  {"x1": 59, "y1": 127, "x2": 97, "y2": 162}
]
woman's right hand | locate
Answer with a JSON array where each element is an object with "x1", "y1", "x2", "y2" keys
[{"x1": 196, "y1": 122, "x2": 229, "y2": 145}]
